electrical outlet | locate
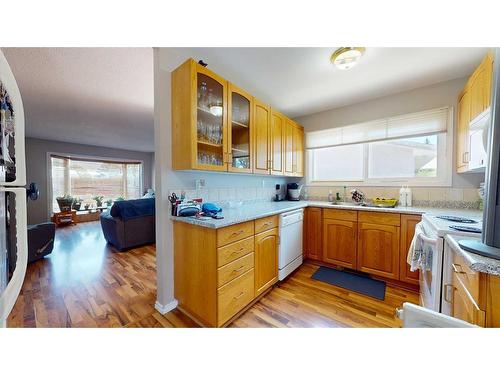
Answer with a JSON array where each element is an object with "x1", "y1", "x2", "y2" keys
[{"x1": 195, "y1": 179, "x2": 206, "y2": 190}]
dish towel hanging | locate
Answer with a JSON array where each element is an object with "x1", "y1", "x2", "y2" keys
[{"x1": 407, "y1": 222, "x2": 425, "y2": 272}]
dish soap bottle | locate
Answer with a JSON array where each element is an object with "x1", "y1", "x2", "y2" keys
[
  {"x1": 328, "y1": 190, "x2": 333, "y2": 202},
  {"x1": 406, "y1": 186, "x2": 412, "y2": 207},
  {"x1": 399, "y1": 186, "x2": 407, "y2": 207}
]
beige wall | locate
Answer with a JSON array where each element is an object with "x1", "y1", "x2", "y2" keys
[{"x1": 294, "y1": 77, "x2": 484, "y2": 188}]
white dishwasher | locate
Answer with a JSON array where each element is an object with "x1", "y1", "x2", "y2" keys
[{"x1": 278, "y1": 209, "x2": 304, "y2": 281}]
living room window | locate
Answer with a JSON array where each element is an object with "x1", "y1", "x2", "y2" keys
[
  {"x1": 49, "y1": 154, "x2": 143, "y2": 212},
  {"x1": 305, "y1": 107, "x2": 453, "y2": 186}
]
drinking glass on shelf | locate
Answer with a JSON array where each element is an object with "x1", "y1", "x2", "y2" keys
[{"x1": 198, "y1": 82, "x2": 208, "y2": 109}]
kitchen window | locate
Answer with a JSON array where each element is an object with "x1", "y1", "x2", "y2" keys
[
  {"x1": 49, "y1": 154, "x2": 143, "y2": 212},
  {"x1": 306, "y1": 107, "x2": 452, "y2": 186}
]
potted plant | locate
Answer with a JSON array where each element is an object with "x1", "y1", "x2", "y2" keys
[
  {"x1": 93, "y1": 195, "x2": 104, "y2": 207},
  {"x1": 115, "y1": 196, "x2": 125, "y2": 202},
  {"x1": 105, "y1": 198, "x2": 113, "y2": 207},
  {"x1": 72, "y1": 198, "x2": 83, "y2": 211},
  {"x1": 56, "y1": 194, "x2": 74, "y2": 212}
]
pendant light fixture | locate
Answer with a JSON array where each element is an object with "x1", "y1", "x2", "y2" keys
[{"x1": 331, "y1": 47, "x2": 366, "y2": 70}]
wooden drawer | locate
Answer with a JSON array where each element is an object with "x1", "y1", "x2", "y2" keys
[
  {"x1": 217, "y1": 269, "x2": 254, "y2": 326},
  {"x1": 217, "y1": 253, "x2": 254, "y2": 287},
  {"x1": 358, "y1": 211, "x2": 400, "y2": 226},
  {"x1": 217, "y1": 221, "x2": 255, "y2": 247},
  {"x1": 255, "y1": 215, "x2": 279, "y2": 234},
  {"x1": 217, "y1": 236, "x2": 254, "y2": 267},
  {"x1": 452, "y1": 251, "x2": 481, "y2": 304},
  {"x1": 323, "y1": 208, "x2": 357, "y2": 222}
]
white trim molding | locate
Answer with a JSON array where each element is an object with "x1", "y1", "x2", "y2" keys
[{"x1": 155, "y1": 299, "x2": 178, "y2": 314}]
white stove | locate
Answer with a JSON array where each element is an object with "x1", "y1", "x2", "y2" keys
[
  {"x1": 418, "y1": 213, "x2": 482, "y2": 315},
  {"x1": 422, "y1": 213, "x2": 483, "y2": 238}
]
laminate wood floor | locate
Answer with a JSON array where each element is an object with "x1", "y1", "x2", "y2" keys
[{"x1": 8, "y1": 222, "x2": 418, "y2": 328}]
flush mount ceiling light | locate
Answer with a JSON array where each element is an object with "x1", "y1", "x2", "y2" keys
[{"x1": 331, "y1": 47, "x2": 366, "y2": 70}]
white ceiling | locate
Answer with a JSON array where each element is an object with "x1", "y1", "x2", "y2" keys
[
  {"x1": 2, "y1": 47, "x2": 489, "y2": 153},
  {"x1": 164, "y1": 47, "x2": 489, "y2": 118},
  {"x1": 2, "y1": 48, "x2": 154, "y2": 152}
]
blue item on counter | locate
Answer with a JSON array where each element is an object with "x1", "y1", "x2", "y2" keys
[
  {"x1": 202, "y1": 202, "x2": 222, "y2": 214},
  {"x1": 178, "y1": 206, "x2": 201, "y2": 217}
]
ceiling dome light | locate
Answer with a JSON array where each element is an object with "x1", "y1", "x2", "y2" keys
[{"x1": 331, "y1": 47, "x2": 366, "y2": 70}]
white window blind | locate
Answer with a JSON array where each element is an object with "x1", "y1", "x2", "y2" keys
[{"x1": 306, "y1": 107, "x2": 450, "y2": 149}]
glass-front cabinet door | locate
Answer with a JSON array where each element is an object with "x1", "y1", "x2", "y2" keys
[
  {"x1": 195, "y1": 66, "x2": 227, "y2": 171},
  {"x1": 227, "y1": 84, "x2": 252, "y2": 173}
]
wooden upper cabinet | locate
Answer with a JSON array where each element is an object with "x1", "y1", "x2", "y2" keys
[
  {"x1": 357, "y1": 222, "x2": 400, "y2": 280},
  {"x1": 457, "y1": 90, "x2": 471, "y2": 173},
  {"x1": 172, "y1": 58, "x2": 305, "y2": 177},
  {"x1": 304, "y1": 207, "x2": 322, "y2": 260},
  {"x1": 456, "y1": 52, "x2": 493, "y2": 174},
  {"x1": 399, "y1": 215, "x2": 421, "y2": 285},
  {"x1": 470, "y1": 53, "x2": 493, "y2": 121},
  {"x1": 270, "y1": 110, "x2": 284, "y2": 175},
  {"x1": 172, "y1": 59, "x2": 228, "y2": 171},
  {"x1": 254, "y1": 227, "x2": 279, "y2": 296},
  {"x1": 293, "y1": 125, "x2": 304, "y2": 177},
  {"x1": 253, "y1": 100, "x2": 271, "y2": 175},
  {"x1": 323, "y1": 218, "x2": 357, "y2": 269},
  {"x1": 228, "y1": 84, "x2": 253, "y2": 173},
  {"x1": 284, "y1": 118, "x2": 294, "y2": 175}
]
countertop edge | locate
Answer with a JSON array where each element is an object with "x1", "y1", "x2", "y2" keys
[
  {"x1": 170, "y1": 200, "x2": 481, "y2": 229},
  {"x1": 445, "y1": 234, "x2": 500, "y2": 276}
]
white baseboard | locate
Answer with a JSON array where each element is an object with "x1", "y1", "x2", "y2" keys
[{"x1": 155, "y1": 299, "x2": 178, "y2": 314}]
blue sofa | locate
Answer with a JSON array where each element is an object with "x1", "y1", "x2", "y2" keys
[{"x1": 100, "y1": 198, "x2": 155, "y2": 251}]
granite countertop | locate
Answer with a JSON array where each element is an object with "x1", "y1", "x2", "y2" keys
[
  {"x1": 170, "y1": 200, "x2": 482, "y2": 229},
  {"x1": 445, "y1": 234, "x2": 500, "y2": 276}
]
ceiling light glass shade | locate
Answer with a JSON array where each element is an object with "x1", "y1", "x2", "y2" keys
[
  {"x1": 331, "y1": 47, "x2": 366, "y2": 70},
  {"x1": 209, "y1": 105, "x2": 223, "y2": 117}
]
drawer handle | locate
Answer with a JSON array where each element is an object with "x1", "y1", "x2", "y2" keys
[
  {"x1": 444, "y1": 284, "x2": 454, "y2": 303},
  {"x1": 231, "y1": 247, "x2": 245, "y2": 255},
  {"x1": 232, "y1": 265, "x2": 245, "y2": 273},
  {"x1": 230, "y1": 229, "x2": 245, "y2": 237},
  {"x1": 233, "y1": 291, "x2": 245, "y2": 300},
  {"x1": 263, "y1": 221, "x2": 273, "y2": 227},
  {"x1": 452, "y1": 263, "x2": 465, "y2": 274}
]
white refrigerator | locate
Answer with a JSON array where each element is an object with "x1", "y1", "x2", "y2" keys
[{"x1": 0, "y1": 50, "x2": 28, "y2": 328}]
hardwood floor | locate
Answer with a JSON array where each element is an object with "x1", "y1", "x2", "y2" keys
[{"x1": 8, "y1": 221, "x2": 418, "y2": 328}]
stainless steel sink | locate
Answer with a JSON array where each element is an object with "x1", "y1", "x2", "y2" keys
[
  {"x1": 330, "y1": 201, "x2": 397, "y2": 208},
  {"x1": 330, "y1": 202, "x2": 361, "y2": 207}
]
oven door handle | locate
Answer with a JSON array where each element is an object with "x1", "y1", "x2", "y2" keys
[{"x1": 416, "y1": 231, "x2": 438, "y2": 246}]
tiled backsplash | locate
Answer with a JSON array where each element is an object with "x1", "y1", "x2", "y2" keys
[
  {"x1": 304, "y1": 186, "x2": 482, "y2": 210},
  {"x1": 168, "y1": 187, "x2": 277, "y2": 204},
  {"x1": 167, "y1": 185, "x2": 482, "y2": 210}
]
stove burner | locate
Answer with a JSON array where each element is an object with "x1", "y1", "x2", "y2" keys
[
  {"x1": 436, "y1": 215, "x2": 478, "y2": 224},
  {"x1": 449, "y1": 225, "x2": 482, "y2": 233}
]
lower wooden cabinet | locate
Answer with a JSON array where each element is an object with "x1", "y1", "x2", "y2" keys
[
  {"x1": 357, "y1": 222, "x2": 400, "y2": 280},
  {"x1": 304, "y1": 207, "x2": 322, "y2": 260},
  {"x1": 323, "y1": 218, "x2": 357, "y2": 269},
  {"x1": 400, "y1": 214, "x2": 421, "y2": 285},
  {"x1": 174, "y1": 216, "x2": 279, "y2": 327},
  {"x1": 254, "y1": 227, "x2": 279, "y2": 296},
  {"x1": 451, "y1": 272, "x2": 485, "y2": 327}
]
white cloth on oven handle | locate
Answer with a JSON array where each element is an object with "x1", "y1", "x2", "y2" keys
[{"x1": 407, "y1": 221, "x2": 425, "y2": 272}]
